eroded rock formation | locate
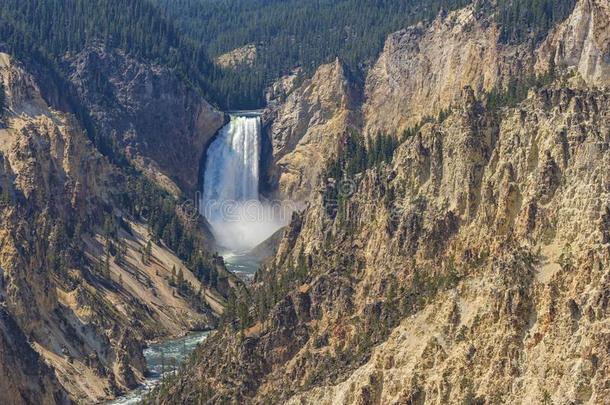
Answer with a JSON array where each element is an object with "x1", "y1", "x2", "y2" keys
[
  {"x1": 263, "y1": 59, "x2": 360, "y2": 202},
  {"x1": 0, "y1": 52, "x2": 232, "y2": 403},
  {"x1": 65, "y1": 45, "x2": 226, "y2": 195},
  {"x1": 154, "y1": 1, "x2": 610, "y2": 403}
]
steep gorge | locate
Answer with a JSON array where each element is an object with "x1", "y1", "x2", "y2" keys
[
  {"x1": 154, "y1": 0, "x2": 610, "y2": 403},
  {"x1": 0, "y1": 49, "x2": 235, "y2": 403}
]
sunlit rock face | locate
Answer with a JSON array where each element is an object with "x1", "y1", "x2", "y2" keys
[
  {"x1": 362, "y1": 3, "x2": 536, "y2": 138},
  {"x1": 152, "y1": 1, "x2": 610, "y2": 404},
  {"x1": 536, "y1": 0, "x2": 610, "y2": 87},
  {"x1": 0, "y1": 51, "x2": 229, "y2": 403},
  {"x1": 263, "y1": 59, "x2": 361, "y2": 203}
]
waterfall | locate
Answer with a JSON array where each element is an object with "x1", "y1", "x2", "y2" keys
[
  {"x1": 202, "y1": 114, "x2": 287, "y2": 253},
  {"x1": 203, "y1": 115, "x2": 261, "y2": 205}
]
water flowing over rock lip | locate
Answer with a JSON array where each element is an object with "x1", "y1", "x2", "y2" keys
[
  {"x1": 226, "y1": 109, "x2": 265, "y2": 116},
  {"x1": 201, "y1": 112, "x2": 292, "y2": 253}
]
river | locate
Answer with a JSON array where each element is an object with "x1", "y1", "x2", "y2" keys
[
  {"x1": 104, "y1": 331, "x2": 209, "y2": 405},
  {"x1": 223, "y1": 251, "x2": 261, "y2": 282},
  {"x1": 108, "y1": 111, "x2": 273, "y2": 403},
  {"x1": 105, "y1": 251, "x2": 260, "y2": 405}
]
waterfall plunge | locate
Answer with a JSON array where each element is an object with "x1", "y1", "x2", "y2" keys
[{"x1": 202, "y1": 115, "x2": 288, "y2": 252}]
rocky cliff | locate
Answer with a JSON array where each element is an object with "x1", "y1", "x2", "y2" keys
[
  {"x1": 264, "y1": 0, "x2": 610, "y2": 202},
  {"x1": 0, "y1": 308, "x2": 70, "y2": 405},
  {"x1": 156, "y1": 80, "x2": 610, "y2": 405},
  {"x1": 0, "y1": 51, "x2": 233, "y2": 403},
  {"x1": 263, "y1": 59, "x2": 360, "y2": 201},
  {"x1": 153, "y1": 0, "x2": 610, "y2": 403},
  {"x1": 216, "y1": 44, "x2": 258, "y2": 68},
  {"x1": 536, "y1": 0, "x2": 610, "y2": 87},
  {"x1": 362, "y1": 4, "x2": 536, "y2": 136},
  {"x1": 65, "y1": 45, "x2": 226, "y2": 196},
  {"x1": 282, "y1": 85, "x2": 610, "y2": 404},
  {"x1": 363, "y1": 0, "x2": 610, "y2": 138}
]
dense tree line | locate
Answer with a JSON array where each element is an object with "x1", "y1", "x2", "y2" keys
[
  {"x1": 0, "y1": 0, "x2": 226, "y2": 112},
  {"x1": 0, "y1": 0, "x2": 578, "y2": 111},
  {"x1": 153, "y1": 0, "x2": 473, "y2": 108},
  {"x1": 493, "y1": 0, "x2": 577, "y2": 43},
  {"x1": 153, "y1": 0, "x2": 577, "y2": 109}
]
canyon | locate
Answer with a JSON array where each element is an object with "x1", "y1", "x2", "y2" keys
[
  {"x1": 0, "y1": 0, "x2": 608, "y2": 404},
  {"x1": 0, "y1": 49, "x2": 236, "y2": 403},
  {"x1": 153, "y1": 0, "x2": 610, "y2": 403}
]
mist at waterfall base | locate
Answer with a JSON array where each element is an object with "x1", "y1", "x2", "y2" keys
[{"x1": 201, "y1": 115, "x2": 290, "y2": 253}]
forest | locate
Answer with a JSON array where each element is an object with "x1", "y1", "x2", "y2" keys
[
  {"x1": 153, "y1": 0, "x2": 577, "y2": 109},
  {"x1": 153, "y1": 0, "x2": 473, "y2": 108},
  {"x1": 0, "y1": 0, "x2": 578, "y2": 110}
]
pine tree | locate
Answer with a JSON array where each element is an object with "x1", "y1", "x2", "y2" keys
[
  {"x1": 144, "y1": 239, "x2": 153, "y2": 265},
  {"x1": 170, "y1": 265, "x2": 176, "y2": 286},
  {"x1": 177, "y1": 267, "x2": 184, "y2": 290},
  {"x1": 0, "y1": 80, "x2": 6, "y2": 123},
  {"x1": 115, "y1": 238, "x2": 127, "y2": 265},
  {"x1": 296, "y1": 247, "x2": 308, "y2": 280},
  {"x1": 237, "y1": 295, "x2": 249, "y2": 332},
  {"x1": 104, "y1": 249, "x2": 111, "y2": 278}
]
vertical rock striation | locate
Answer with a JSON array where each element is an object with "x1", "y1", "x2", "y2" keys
[
  {"x1": 153, "y1": 1, "x2": 610, "y2": 403},
  {"x1": 0, "y1": 51, "x2": 231, "y2": 403},
  {"x1": 362, "y1": 4, "x2": 533, "y2": 136},
  {"x1": 536, "y1": 0, "x2": 610, "y2": 87},
  {"x1": 263, "y1": 59, "x2": 360, "y2": 202}
]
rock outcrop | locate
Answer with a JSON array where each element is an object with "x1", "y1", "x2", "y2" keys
[
  {"x1": 65, "y1": 45, "x2": 226, "y2": 195},
  {"x1": 157, "y1": 79, "x2": 610, "y2": 405},
  {"x1": 216, "y1": 44, "x2": 258, "y2": 68},
  {"x1": 263, "y1": 59, "x2": 360, "y2": 201},
  {"x1": 265, "y1": 0, "x2": 608, "y2": 204},
  {"x1": 536, "y1": 0, "x2": 610, "y2": 87},
  {"x1": 283, "y1": 85, "x2": 610, "y2": 404},
  {"x1": 0, "y1": 308, "x2": 70, "y2": 405},
  {"x1": 363, "y1": 4, "x2": 535, "y2": 136},
  {"x1": 152, "y1": 1, "x2": 610, "y2": 403}
]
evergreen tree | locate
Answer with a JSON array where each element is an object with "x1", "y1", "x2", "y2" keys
[
  {"x1": 177, "y1": 268, "x2": 185, "y2": 290},
  {"x1": 0, "y1": 80, "x2": 6, "y2": 123},
  {"x1": 170, "y1": 265, "x2": 176, "y2": 286},
  {"x1": 296, "y1": 248, "x2": 308, "y2": 280},
  {"x1": 104, "y1": 251, "x2": 111, "y2": 279},
  {"x1": 145, "y1": 239, "x2": 153, "y2": 264},
  {"x1": 115, "y1": 238, "x2": 127, "y2": 265}
]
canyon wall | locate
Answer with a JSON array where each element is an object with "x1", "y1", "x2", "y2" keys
[
  {"x1": 155, "y1": 0, "x2": 610, "y2": 403},
  {"x1": 263, "y1": 59, "x2": 360, "y2": 202},
  {"x1": 65, "y1": 45, "x2": 226, "y2": 196},
  {"x1": 0, "y1": 52, "x2": 232, "y2": 403},
  {"x1": 536, "y1": 0, "x2": 610, "y2": 87}
]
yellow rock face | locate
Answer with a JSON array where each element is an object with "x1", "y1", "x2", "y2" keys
[
  {"x1": 0, "y1": 52, "x2": 227, "y2": 403},
  {"x1": 265, "y1": 59, "x2": 360, "y2": 202}
]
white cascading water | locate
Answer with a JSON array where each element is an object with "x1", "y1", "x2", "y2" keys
[
  {"x1": 203, "y1": 115, "x2": 260, "y2": 204},
  {"x1": 202, "y1": 114, "x2": 287, "y2": 253}
]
